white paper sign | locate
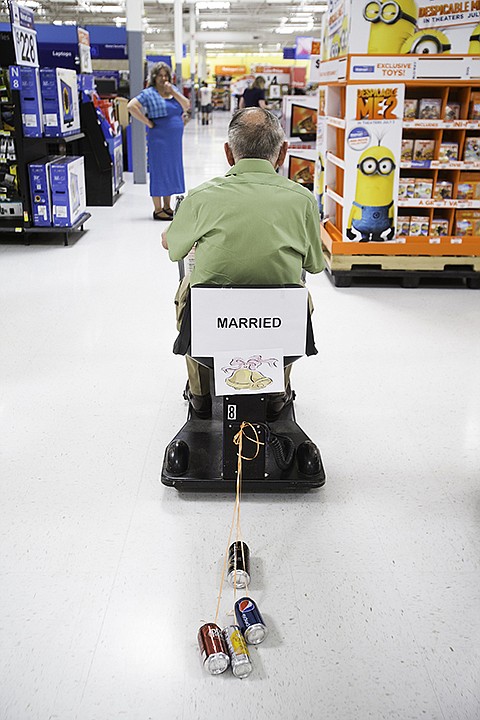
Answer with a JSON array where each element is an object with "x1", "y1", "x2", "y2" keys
[
  {"x1": 214, "y1": 348, "x2": 285, "y2": 396},
  {"x1": 191, "y1": 287, "x2": 308, "y2": 358},
  {"x1": 10, "y1": 1, "x2": 38, "y2": 67}
]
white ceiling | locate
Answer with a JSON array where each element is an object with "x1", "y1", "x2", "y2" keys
[{"x1": 0, "y1": 0, "x2": 328, "y2": 54}]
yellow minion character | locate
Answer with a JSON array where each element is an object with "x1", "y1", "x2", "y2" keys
[
  {"x1": 364, "y1": 0, "x2": 418, "y2": 54},
  {"x1": 400, "y1": 29, "x2": 451, "y2": 54},
  {"x1": 339, "y1": 15, "x2": 349, "y2": 57},
  {"x1": 330, "y1": 33, "x2": 341, "y2": 59},
  {"x1": 314, "y1": 152, "x2": 325, "y2": 217},
  {"x1": 346, "y1": 145, "x2": 396, "y2": 242},
  {"x1": 321, "y1": 16, "x2": 328, "y2": 61},
  {"x1": 469, "y1": 23, "x2": 480, "y2": 54}
]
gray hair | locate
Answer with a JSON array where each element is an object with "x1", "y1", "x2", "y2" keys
[
  {"x1": 228, "y1": 108, "x2": 285, "y2": 164},
  {"x1": 148, "y1": 61, "x2": 172, "y2": 87}
]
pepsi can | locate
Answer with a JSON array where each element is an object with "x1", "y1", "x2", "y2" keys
[
  {"x1": 227, "y1": 541, "x2": 250, "y2": 589},
  {"x1": 234, "y1": 597, "x2": 268, "y2": 645},
  {"x1": 197, "y1": 623, "x2": 230, "y2": 675},
  {"x1": 223, "y1": 625, "x2": 253, "y2": 679}
]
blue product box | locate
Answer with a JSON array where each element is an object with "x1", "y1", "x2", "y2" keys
[
  {"x1": 9, "y1": 65, "x2": 43, "y2": 137},
  {"x1": 40, "y1": 67, "x2": 80, "y2": 136},
  {"x1": 28, "y1": 156, "x2": 61, "y2": 226},
  {"x1": 77, "y1": 73, "x2": 96, "y2": 97},
  {"x1": 106, "y1": 131, "x2": 123, "y2": 192},
  {"x1": 49, "y1": 156, "x2": 86, "y2": 227}
]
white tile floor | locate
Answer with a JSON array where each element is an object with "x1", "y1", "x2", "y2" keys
[{"x1": 1, "y1": 113, "x2": 480, "y2": 720}]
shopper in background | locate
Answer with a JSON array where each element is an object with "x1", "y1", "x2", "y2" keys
[
  {"x1": 199, "y1": 82, "x2": 212, "y2": 125},
  {"x1": 161, "y1": 107, "x2": 324, "y2": 419},
  {"x1": 239, "y1": 76, "x2": 269, "y2": 109},
  {"x1": 127, "y1": 62, "x2": 190, "y2": 221}
]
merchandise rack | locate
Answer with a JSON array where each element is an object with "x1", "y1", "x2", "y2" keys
[
  {"x1": 317, "y1": 55, "x2": 480, "y2": 288},
  {"x1": 0, "y1": 83, "x2": 91, "y2": 243}
]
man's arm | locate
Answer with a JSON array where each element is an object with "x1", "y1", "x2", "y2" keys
[
  {"x1": 302, "y1": 200, "x2": 325, "y2": 274},
  {"x1": 164, "y1": 195, "x2": 199, "y2": 261}
]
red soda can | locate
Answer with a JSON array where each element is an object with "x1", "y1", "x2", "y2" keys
[{"x1": 197, "y1": 623, "x2": 230, "y2": 675}]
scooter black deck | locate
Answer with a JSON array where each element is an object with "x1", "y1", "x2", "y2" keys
[{"x1": 161, "y1": 395, "x2": 326, "y2": 492}]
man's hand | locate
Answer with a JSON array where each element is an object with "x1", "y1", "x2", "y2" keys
[{"x1": 161, "y1": 230, "x2": 168, "y2": 250}]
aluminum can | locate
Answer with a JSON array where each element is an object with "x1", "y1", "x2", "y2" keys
[
  {"x1": 227, "y1": 541, "x2": 251, "y2": 589},
  {"x1": 197, "y1": 623, "x2": 230, "y2": 675},
  {"x1": 234, "y1": 597, "x2": 268, "y2": 645},
  {"x1": 223, "y1": 625, "x2": 252, "y2": 679}
]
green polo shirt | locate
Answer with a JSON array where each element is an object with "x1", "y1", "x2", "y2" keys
[{"x1": 166, "y1": 158, "x2": 324, "y2": 286}]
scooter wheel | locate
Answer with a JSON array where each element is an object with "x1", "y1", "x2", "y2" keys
[
  {"x1": 296, "y1": 441, "x2": 321, "y2": 476},
  {"x1": 166, "y1": 439, "x2": 190, "y2": 475}
]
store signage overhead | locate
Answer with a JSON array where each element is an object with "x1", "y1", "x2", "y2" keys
[{"x1": 9, "y1": 0, "x2": 38, "y2": 67}]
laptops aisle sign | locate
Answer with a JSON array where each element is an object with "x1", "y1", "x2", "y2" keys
[{"x1": 9, "y1": 0, "x2": 38, "y2": 67}]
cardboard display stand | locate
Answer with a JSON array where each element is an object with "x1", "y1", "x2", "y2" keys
[{"x1": 317, "y1": 1, "x2": 480, "y2": 285}]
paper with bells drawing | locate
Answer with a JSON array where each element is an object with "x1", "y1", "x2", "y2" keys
[{"x1": 214, "y1": 348, "x2": 285, "y2": 396}]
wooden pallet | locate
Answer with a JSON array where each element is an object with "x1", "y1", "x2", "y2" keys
[
  {"x1": 322, "y1": 246, "x2": 480, "y2": 289},
  {"x1": 322, "y1": 247, "x2": 480, "y2": 272}
]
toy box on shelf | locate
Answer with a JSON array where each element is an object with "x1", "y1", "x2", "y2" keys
[{"x1": 314, "y1": 0, "x2": 480, "y2": 287}]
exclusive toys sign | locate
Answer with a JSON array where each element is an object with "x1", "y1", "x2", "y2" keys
[{"x1": 343, "y1": 83, "x2": 405, "y2": 243}]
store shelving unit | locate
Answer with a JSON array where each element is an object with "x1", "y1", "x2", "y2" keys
[
  {"x1": 318, "y1": 59, "x2": 480, "y2": 289},
  {"x1": 0, "y1": 29, "x2": 91, "y2": 245},
  {"x1": 212, "y1": 76, "x2": 231, "y2": 111},
  {"x1": 80, "y1": 101, "x2": 124, "y2": 206},
  {"x1": 0, "y1": 82, "x2": 91, "y2": 244}
]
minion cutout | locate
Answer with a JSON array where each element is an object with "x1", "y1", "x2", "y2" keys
[
  {"x1": 314, "y1": 153, "x2": 325, "y2": 217},
  {"x1": 330, "y1": 33, "x2": 341, "y2": 59},
  {"x1": 400, "y1": 29, "x2": 451, "y2": 54},
  {"x1": 339, "y1": 15, "x2": 349, "y2": 56},
  {"x1": 364, "y1": 0, "x2": 418, "y2": 54},
  {"x1": 346, "y1": 145, "x2": 396, "y2": 242},
  {"x1": 321, "y1": 18, "x2": 328, "y2": 61},
  {"x1": 469, "y1": 23, "x2": 480, "y2": 54}
]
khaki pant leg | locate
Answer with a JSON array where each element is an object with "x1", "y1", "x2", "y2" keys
[
  {"x1": 185, "y1": 356, "x2": 211, "y2": 396},
  {"x1": 174, "y1": 274, "x2": 211, "y2": 396}
]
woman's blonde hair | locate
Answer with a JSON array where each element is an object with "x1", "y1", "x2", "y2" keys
[
  {"x1": 149, "y1": 62, "x2": 172, "y2": 87},
  {"x1": 252, "y1": 76, "x2": 265, "y2": 89}
]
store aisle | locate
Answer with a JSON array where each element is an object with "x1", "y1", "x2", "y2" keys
[{"x1": 1, "y1": 113, "x2": 479, "y2": 720}]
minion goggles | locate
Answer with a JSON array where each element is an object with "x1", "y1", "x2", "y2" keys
[
  {"x1": 363, "y1": 1, "x2": 416, "y2": 26},
  {"x1": 357, "y1": 156, "x2": 396, "y2": 175}
]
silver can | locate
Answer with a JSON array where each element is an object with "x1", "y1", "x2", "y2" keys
[
  {"x1": 197, "y1": 623, "x2": 230, "y2": 675},
  {"x1": 227, "y1": 541, "x2": 251, "y2": 589},
  {"x1": 223, "y1": 625, "x2": 253, "y2": 678}
]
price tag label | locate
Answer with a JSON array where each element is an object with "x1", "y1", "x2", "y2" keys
[
  {"x1": 10, "y1": 1, "x2": 38, "y2": 67},
  {"x1": 12, "y1": 24, "x2": 39, "y2": 67}
]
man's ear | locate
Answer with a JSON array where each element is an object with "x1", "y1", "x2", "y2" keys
[
  {"x1": 224, "y1": 142, "x2": 235, "y2": 166},
  {"x1": 275, "y1": 141, "x2": 288, "y2": 169}
]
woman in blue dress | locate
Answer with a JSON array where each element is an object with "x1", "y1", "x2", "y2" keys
[{"x1": 128, "y1": 62, "x2": 190, "y2": 221}]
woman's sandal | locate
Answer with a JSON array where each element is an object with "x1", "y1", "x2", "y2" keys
[
  {"x1": 153, "y1": 210, "x2": 173, "y2": 221},
  {"x1": 163, "y1": 207, "x2": 174, "y2": 216}
]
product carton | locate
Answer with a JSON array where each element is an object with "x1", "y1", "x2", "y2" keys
[
  {"x1": 40, "y1": 67, "x2": 80, "y2": 136},
  {"x1": 49, "y1": 155, "x2": 86, "y2": 226}
]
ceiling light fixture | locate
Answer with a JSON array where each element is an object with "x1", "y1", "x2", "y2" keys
[
  {"x1": 196, "y1": 1, "x2": 230, "y2": 9},
  {"x1": 200, "y1": 20, "x2": 228, "y2": 29}
]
